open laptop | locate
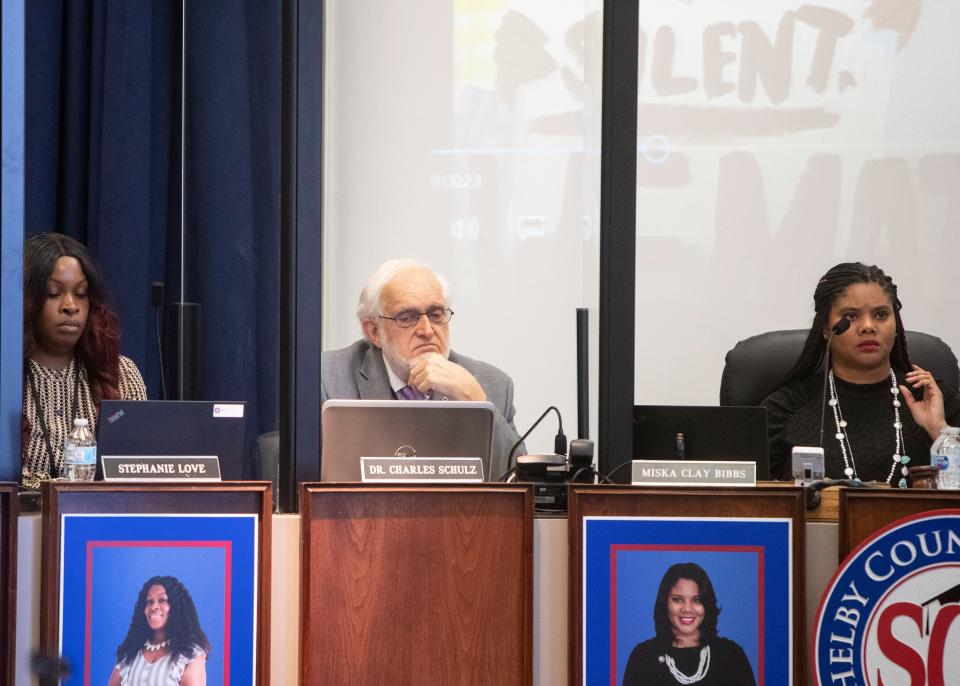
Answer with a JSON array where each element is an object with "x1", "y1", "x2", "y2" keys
[
  {"x1": 320, "y1": 399, "x2": 495, "y2": 482},
  {"x1": 633, "y1": 405, "x2": 770, "y2": 480},
  {"x1": 97, "y1": 400, "x2": 247, "y2": 480}
]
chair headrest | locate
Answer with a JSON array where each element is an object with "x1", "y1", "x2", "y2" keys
[{"x1": 720, "y1": 329, "x2": 959, "y2": 406}]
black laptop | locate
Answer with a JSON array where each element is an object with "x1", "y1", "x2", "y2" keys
[
  {"x1": 97, "y1": 400, "x2": 247, "y2": 480},
  {"x1": 633, "y1": 405, "x2": 770, "y2": 480}
]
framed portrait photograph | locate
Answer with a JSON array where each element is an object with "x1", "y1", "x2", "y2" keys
[
  {"x1": 569, "y1": 486, "x2": 804, "y2": 686},
  {"x1": 40, "y1": 482, "x2": 271, "y2": 686},
  {"x1": 0, "y1": 483, "x2": 17, "y2": 686}
]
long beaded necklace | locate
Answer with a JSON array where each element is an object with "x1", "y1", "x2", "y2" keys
[
  {"x1": 828, "y1": 369, "x2": 910, "y2": 488},
  {"x1": 658, "y1": 645, "x2": 711, "y2": 684}
]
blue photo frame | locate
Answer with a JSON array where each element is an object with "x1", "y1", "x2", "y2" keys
[
  {"x1": 58, "y1": 513, "x2": 259, "y2": 686},
  {"x1": 583, "y1": 516, "x2": 794, "y2": 686}
]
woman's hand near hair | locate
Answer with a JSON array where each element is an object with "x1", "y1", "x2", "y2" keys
[
  {"x1": 180, "y1": 651, "x2": 207, "y2": 686},
  {"x1": 900, "y1": 365, "x2": 948, "y2": 440},
  {"x1": 107, "y1": 667, "x2": 122, "y2": 686}
]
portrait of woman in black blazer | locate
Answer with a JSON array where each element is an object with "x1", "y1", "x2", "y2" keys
[{"x1": 622, "y1": 562, "x2": 755, "y2": 686}]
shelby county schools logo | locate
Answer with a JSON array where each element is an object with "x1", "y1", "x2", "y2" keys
[{"x1": 814, "y1": 510, "x2": 960, "y2": 686}]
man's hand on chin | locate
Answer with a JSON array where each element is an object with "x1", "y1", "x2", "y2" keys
[{"x1": 407, "y1": 352, "x2": 487, "y2": 401}]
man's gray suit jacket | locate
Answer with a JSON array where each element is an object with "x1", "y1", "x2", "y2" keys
[{"x1": 320, "y1": 339, "x2": 523, "y2": 479}]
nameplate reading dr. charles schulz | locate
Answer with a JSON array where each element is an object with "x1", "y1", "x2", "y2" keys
[
  {"x1": 102, "y1": 455, "x2": 222, "y2": 482},
  {"x1": 631, "y1": 460, "x2": 755, "y2": 487},
  {"x1": 361, "y1": 457, "x2": 484, "y2": 483}
]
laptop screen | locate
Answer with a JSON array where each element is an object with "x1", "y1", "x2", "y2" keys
[
  {"x1": 97, "y1": 400, "x2": 247, "y2": 480},
  {"x1": 320, "y1": 399, "x2": 495, "y2": 481},
  {"x1": 633, "y1": 405, "x2": 770, "y2": 480}
]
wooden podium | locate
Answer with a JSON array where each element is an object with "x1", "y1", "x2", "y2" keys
[
  {"x1": 38, "y1": 481, "x2": 273, "y2": 686},
  {"x1": 300, "y1": 483, "x2": 534, "y2": 686},
  {"x1": 840, "y1": 487, "x2": 960, "y2": 556},
  {"x1": 568, "y1": 484, "x2": 806, "y2": 686}
]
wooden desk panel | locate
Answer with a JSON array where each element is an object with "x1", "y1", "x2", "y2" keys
[
  {"x1": 839, "y1": 488, "x2": 960, "y2": 556},
  {"x1": 300, "y1": 484, "x2": 533, "y2": 686}
]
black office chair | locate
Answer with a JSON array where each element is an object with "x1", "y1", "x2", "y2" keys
[{"x1": 720, "y1": 329, "x2": 960, "y2": 407}]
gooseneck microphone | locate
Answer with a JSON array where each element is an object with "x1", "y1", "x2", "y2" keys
[
  {"x1": 819, "y1": 317, "x2": 852, "y2": 447},
  {"x1": 150, "y1": 282, "x2": 167, "y2": 400}
]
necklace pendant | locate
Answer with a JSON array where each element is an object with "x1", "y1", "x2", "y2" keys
[
  {"x1": 898, "y1": 478, "x2": 908, "y2": 488},
  {"x1": 143, "y1": 638, "x2": 170, "y2": 652},
  {"x1": 844, "y1": 467, "x2": 854, "y2": 477}
]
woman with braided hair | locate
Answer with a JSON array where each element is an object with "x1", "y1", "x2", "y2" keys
[
  {"x1": 763, "y1": 262, "x2": 960, "y2": 483},
  {"x1": 107, "y1": 575, "x2": 210, "y2": 685},
  {"x1": 21, "y1": 232, "x2": 147, "y2": 488}
]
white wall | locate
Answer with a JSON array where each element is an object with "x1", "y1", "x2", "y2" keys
[{"x1": 323, "y1": 0, "x2": 603, "y2": 455}]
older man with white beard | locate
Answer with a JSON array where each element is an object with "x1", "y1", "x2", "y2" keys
[{"x1": 320, "y1": 259, "x2": 524, "y2": 479}]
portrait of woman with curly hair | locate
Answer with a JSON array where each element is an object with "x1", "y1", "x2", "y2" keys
[{"x1": 107, "y1": 575, "x2": 211, "y2": 686}]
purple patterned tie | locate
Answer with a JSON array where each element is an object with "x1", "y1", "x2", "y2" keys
[{"x1": 396, "y1": 385, "x2": 425, "y2": 401}]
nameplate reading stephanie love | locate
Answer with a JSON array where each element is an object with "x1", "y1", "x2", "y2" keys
[
  {"x1": 631, "y1": 460, "x2": 756, "y2": 487},
  {"x1": 360, "y1": 457, "x2": 484, "y2": 483},
  {"x1": 102, "y1": 455, "x2": 222, "y2": 482}
]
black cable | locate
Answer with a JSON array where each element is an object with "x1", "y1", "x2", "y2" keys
[
  {"x1": 597, "y1": 458, "x2": 633, "y2": 484},
  {"x1": 154, "y1": 306, "x2": 167, "y2": 399},
  {"x1": 805, "y1": 477, "x2": 873, "y2": 509},
  {"x1": 501, "y1": 406, "x2": 566, "y2": 480},
  {"x1": 568, "y1": 466, "x2": 598, "y2": 484},
  {"x1": 150, "y1": 282, "x2": 167, "y2": 400}
]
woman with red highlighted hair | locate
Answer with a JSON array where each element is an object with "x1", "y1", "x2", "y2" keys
[{"x1": 21, "y1": 232, "x2": 146, "y2": 488}]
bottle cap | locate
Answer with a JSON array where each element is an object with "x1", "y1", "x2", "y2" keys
[{"x1": 74, "y1": 418, "x2": 89, "y2": 427}]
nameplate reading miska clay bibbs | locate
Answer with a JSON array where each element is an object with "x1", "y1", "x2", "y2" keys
[{"x1": 631, "y1": 460, "x2": 756, "y2": 486}]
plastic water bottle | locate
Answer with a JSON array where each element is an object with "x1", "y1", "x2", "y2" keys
[
  {"x1": 673, "y1": 432, "x2": 687, "y2": 460},
  {"x1": 63, "y1": 418, "x2": 96, "y2": 481},
  {"x1": 932, "y1": 426, "x2": 960, "y2": 490}
]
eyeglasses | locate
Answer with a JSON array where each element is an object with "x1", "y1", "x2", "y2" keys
[{"x1": 379, "y1": 308, "x2": 454, "y2": 328}]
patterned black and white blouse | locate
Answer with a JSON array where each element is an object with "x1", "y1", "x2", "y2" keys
[{"x1": 22, "y1": 355, "x2": 147, "y2": 488}]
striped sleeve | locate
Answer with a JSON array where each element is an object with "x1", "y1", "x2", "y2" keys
[{"x1": 118, "y1": 355, "x2": 148, "y2": 400}]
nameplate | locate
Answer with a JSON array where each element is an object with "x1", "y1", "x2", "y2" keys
[
  {"x1": 102, "y1": 455, "x2": 222, "y2": 482},
  {"x1": 631, "y1": 460, "x2": 756, "y2": 487},
  {"x1": 360, "y1": 457, "x2": 484, "y2": 483}
]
